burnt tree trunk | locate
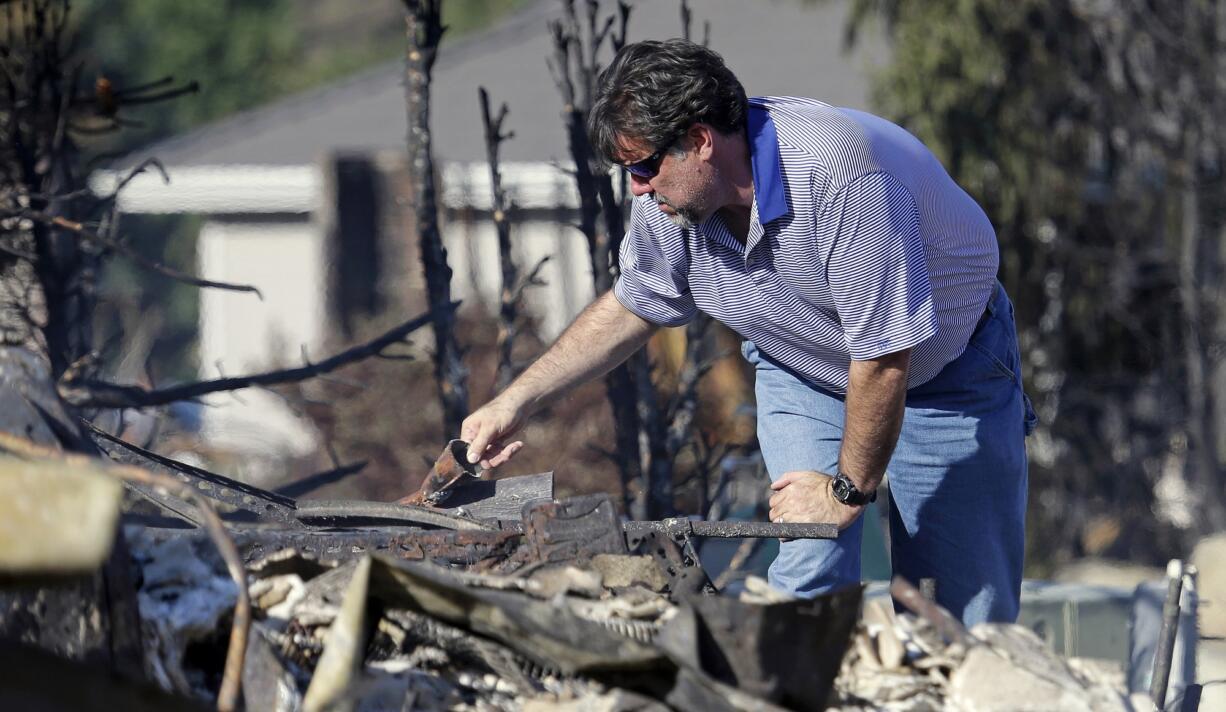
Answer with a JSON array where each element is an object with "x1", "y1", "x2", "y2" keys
[
  {"x1": 0, "y1": 1, "x2": 97, "y2": 378},
  {"x1": 479, "y1": 88, "x2": 520, "y2": 392},
  {"x1": 548, "y1": 1, "x2": 645, "y2": 514},
  {"x1": 404, "y1": 0, "x2": 468, "y2": 435},
  {"x1": 27, "y1": 164, "x2": 95, "y2": 378}
]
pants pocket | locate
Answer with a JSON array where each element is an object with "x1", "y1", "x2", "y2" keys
[{"x1": 967, "y1": 336, "x2": 1018, "y2": 383}]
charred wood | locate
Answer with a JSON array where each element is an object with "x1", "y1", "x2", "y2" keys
[
  {"x1": 403, "y1": 0, "x2": 469, "y2": 437},
  {"x1": 548, "y1": 0, "x2": 653, "y2": 515},
  {"x1": 59, "y1": 304, "x2": 450, "y2": 409}
]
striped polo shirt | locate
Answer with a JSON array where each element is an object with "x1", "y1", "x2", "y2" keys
[{"x1": 613, "y1": 96, "x2": 1000, "y2": 394}]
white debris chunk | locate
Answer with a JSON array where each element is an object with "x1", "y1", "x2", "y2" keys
[
  {"x1": 132, "y1": 535, "x2": 238, "y2": 696},
  {"x1": 833, "y1": 616, "x2": 1136, "y2": 711}
]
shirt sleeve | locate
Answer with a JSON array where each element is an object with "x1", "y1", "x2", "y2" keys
[
  {"x1": 613, "y1": 198, "x2": 697, "y2": 326},
  {"x1": 820, "y1": 171, "x2": 938, "y2": 360}
]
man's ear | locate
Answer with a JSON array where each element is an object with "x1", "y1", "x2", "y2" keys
[{"x1": 688, "y1": 123, "x2": 716, "y2": 160}]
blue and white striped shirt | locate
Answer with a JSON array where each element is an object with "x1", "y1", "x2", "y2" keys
[{"x1": 614, "y1": 96, "x2": 1000, "y2": 394}]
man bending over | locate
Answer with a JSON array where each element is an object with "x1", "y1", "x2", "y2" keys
[{"x1": 459, "y1": 39, "x2": 1035, "y2": 626}]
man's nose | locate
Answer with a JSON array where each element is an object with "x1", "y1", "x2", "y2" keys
[{"x1": 629, "y1": 173, "x2": 653, "y2": 197}]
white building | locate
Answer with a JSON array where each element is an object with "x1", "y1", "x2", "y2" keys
[{"x1": 96, "y1": 0, "x2": 887, "y2": 458}]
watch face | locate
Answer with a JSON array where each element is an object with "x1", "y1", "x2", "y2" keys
[{"x1": 832, "y1": 477, "x2": 850, "y2": 501}]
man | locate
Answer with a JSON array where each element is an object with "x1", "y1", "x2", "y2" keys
[{"x1": 460, "y1": 39, "x2": 1035, "y2": 626}]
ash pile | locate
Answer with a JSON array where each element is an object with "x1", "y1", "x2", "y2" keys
[
  {"x1": 1, "y1": 442, "x2": 1146, "y2": 712},
  {"x1": 132, "y1": 507, "x2": 858, "y2": 712},
  {"x1": 0, "y1": 416, "x2": 860, "y2": 711},
  {"x1": 0, "y1": 355, "x2": 1143, "y2": 711},
  {"x1": 830, "y1": 586, "x2": 1149, "y2": 712}
]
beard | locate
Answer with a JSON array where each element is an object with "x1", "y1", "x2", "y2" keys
[
  {"x1": 655, "y1": 194, "x2": 701, "y2": 230},
  {"x1": 653, "y1": 161, "x2": 719, "y2": 230}
]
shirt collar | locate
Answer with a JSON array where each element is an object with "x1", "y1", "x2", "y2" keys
[{"x1": 747, "y1": 103, "x2": 789, "y2": 224}]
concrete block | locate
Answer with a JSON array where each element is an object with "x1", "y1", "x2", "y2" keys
[{"x1": 1192, "y1": 533, "x2": 1226, "y2": 638}]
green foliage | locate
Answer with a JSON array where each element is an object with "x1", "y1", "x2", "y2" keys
[
  {"x1": 866, "y1": 2, "x2": 1092, "y2": 230},
  {"x1": 73, "y1": 0, "x2": 530, "y2": 153},
  {"x1": 848, "y1": 0, "x2": 1215, "y2": 568},
  {"x1": 76, "y1": 0, "x2": 302, "y2": 148}
]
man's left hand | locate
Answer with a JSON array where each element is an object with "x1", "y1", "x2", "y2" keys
[{"x1": 769, "y1": 471, "x2": 864, "y2": 531}]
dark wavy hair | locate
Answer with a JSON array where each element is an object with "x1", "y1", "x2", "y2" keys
[{"x1": 588, "y1": 39, "x2": 748, "y2": 166}]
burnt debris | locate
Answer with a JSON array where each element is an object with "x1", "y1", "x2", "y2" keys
[{"x1": 0, "y1": 356, "x2": 1143, "y2": 711}]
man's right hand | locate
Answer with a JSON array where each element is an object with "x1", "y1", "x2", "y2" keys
[
  {"x1": 458, "y1": 290, "x2": 657, "y2": 471},
  {"x1": 461, "y1": 397, "x2": 526, "y2": 469}
]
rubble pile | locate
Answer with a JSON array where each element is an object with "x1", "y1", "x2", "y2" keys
[
  {"x1": 0, "y1": 355, "x2": 1161, "y2": 712},
  {"x1": 130, "y1": 520, "x2": 1148, "y2": 712},
  {"x1": 0, "y1": 444, "x2": 1156, "y2": 712},
  {"x1": 829, "y1": 599, "x2": 1146, "y2": 712},
  {"x1": 129, "y1": 522, "x2": 858, "y2": 711}
]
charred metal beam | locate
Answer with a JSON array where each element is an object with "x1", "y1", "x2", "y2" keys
[
  {"x1": 1151, "y1": 559, "x2": 1186, "y2": 710},
  {"x1": 522, "y1": 495, "x2": 627, "y2": 564},
  {"x1": 624, "y1": 518, "x2": 838, "y2": 540},
  {"x1": 293, "y1": 500, "x2": 496, "y2": 531},
  {"x1": 147, "y1": 527, "x2": 527, "y2": 571},
  {"x1": 88, "y1": 424, "x2": 302, "y2": 527},
  {"x1": 436, "y1": 471, "x2": 553, "y2": 521}
]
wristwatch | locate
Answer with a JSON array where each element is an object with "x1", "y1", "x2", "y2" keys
[{"x1": 831, "y1": 470, "x2": 877, "y2": 506}]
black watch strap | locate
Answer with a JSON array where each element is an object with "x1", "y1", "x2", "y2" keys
[{"x1": 832, "y1": 471, "x2": 877, "y2": 506}]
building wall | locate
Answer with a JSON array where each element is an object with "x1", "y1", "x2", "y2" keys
[
  {"x1": 445, "y1": 214, "x2": 596, "y2": 341},
  {"x1": 375, "y1": 158, "x2": 601, "y2": 343},
  {"x1": 111, "y1": 160, "x2": 630, "y2": 466},
  {"x1": 196, "y1": 217, "x2": 324, "y2": 460}
]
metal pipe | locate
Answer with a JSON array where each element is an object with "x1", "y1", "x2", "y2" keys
[
  {"x1": 1151, "y1": 559, "x2": 1185, "y2": 710},
  {"x1": 625, "y1": 517, "x2": 838, "y2": 539}
]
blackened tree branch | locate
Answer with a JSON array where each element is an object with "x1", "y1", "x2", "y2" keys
[
  {"x1": 549, "y1": 0, "x2": 646, "y2": 514},
  {"x1": 479, "y1": 86, "x2": 523, "y2": 392},
  {"x1": 548, "y1": 11, "x2": 607, "y2": 293},
  {"x1": 680, "y1": 0, "x2": 710, "y2": 47},
  {"x1": 665, "y1": 313, "x2": 715, "y2": 463},
  {"x1": 16, "y1": 156, "x2": 167, "y2": 206},
  {"x1": 0, "y1": 0, "x2": 224, "y2": 378},
  {"x1": 0, "y1": 208, "x2": 263, "y2": 296},
  {"x1": 58, "y1": 303, "x2": 456, "y2": 409},
  {"x1": 631, "y1": 350, "x2": 672, "y2": 518},
  {"x1": 510, "y1": 255, "x2": 550, "y2": 307},
  {"x1": 1, "y1": 0, "x2": 94, "y2": 374},
  {"x1": 612, "y1": 1, "x2": 630, "y2": 50},
  {"x1": 404, "y1": 0, "x2": 469, "y2": 436},
  {"x1": 116, "y1": 81, "x2": 200, "y2": 107}
]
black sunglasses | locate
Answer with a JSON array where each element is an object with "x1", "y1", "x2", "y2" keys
[{"x1": 620, "y1": 135, "x2": 682, "y2": 179}]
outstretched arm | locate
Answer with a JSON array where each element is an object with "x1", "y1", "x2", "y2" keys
[{"x1": 462, "y1": 289, "x2": 659, "y2": 467}]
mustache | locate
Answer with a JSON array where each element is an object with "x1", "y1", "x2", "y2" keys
[{"x1": 654, "y1": 194, "x2": 675, "y2": 208}]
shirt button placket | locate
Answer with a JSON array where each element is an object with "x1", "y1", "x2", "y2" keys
[{"x1": 747, "y1": 249, "x2": 766, "y2": 285}]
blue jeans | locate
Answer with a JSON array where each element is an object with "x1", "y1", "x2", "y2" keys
[{"x1": 743, "y1": 283, "x2": 1035, "y2": 626}]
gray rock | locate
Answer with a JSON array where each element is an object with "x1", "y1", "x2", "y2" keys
[
  {"x1": 950, "y1": 625, "x2": 1131, "y2": 712},
  {"x1": 1192, "y1": 533, "x2": 1226, "y2": 638}
]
